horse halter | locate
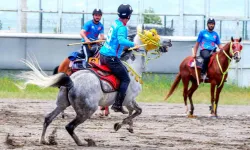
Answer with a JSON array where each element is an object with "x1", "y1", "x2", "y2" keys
[
  {"x1": 223, "y1": 40, "x2": 242, "y2": 61},
  {"x1": 217, "y1": 38, "x2": 242, "y2": 87}
]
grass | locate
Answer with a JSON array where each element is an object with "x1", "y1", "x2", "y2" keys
[
  {"x1": 0, "y1": 77, "x2": 58, "y2": 100},
  {"x1": 0, "y1": 73, "x2": 250, "y2": 105},
  {"x1": 137, "y1": 73, "x2": 250, "y2": 105}
]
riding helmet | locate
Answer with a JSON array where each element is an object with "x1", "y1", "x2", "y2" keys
[
  {"x1": 207, "y1": 18, "x2": 215, "y2": 24},
  {"x1": 92, "y1": 8, "x2": 102, "y2": 16},
  {"x1": 117, "y1": 4, "x2": 133, "y2": 19}
]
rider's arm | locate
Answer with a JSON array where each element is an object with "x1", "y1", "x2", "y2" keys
[
  {"x1": 117, "y1": 26, "x2": 135, "y2": 47},
  {"x1": 218, "y1": 44, "x2": 223, "y2": 49},
  {"x1": 80, "y1": 22, "x2": 90, "y2": 42},
  {"x1": 80, "y1": 30, "x2": 90, "y2": 42},
  {"x1": 193, "y1": 31, "x2": 203, "y2": 57},
  {"x1": 193, "y1": 42, "x2": 199, "y2": 57}
]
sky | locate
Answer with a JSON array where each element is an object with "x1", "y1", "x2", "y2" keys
[
  {"x1": 0, "y1": 0, "x2": 248, "y2": 38},
  {"x1": 0, "y1": 0, "x2": 247, "y2": 16}
]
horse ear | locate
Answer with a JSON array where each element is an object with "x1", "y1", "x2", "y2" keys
[
  {"x1": 239, "y1": 37, "x2": 242, "y2": 42},
  {"x1": 231, "y1": 36, "x2": 234, "y2": 42}
]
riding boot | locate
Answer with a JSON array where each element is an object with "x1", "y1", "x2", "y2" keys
[
  {"x1": 201, "y1": 58, "x2": 209, "y2": 80},
  {"x1": 111, "y1": 93, "x2": 128, "y2": 114}
]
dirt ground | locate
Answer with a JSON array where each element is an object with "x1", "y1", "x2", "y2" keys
[{"x1": 0, "y1": 99, "x2": 250, "y2": 150}]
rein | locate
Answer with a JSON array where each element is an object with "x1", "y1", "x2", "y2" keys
[
  {"x1": 122, "y1": 61, "x2": 143, "y2": 84},
  {"x1": 216, "y1": 42, "x2": 236, "y2": 87},
  {"x1": 122, "y1": 48, "x2": 163, "y2": 85},
  {"x1": 133, "y1": 49, "x2": 162, "y2": 64}
]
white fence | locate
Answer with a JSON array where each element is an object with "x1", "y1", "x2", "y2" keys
[{"x1": 1, "y1": 0, "x2": 250, "y2": 40}]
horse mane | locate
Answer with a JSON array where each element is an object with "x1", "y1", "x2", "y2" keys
[{"x1": 220, "y1": 42, "x2": 230, "y2": 52}]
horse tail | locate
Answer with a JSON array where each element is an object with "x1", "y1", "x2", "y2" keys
[
  {"x1": 16, "y1": 59, "x2": 73, "y2": 90},
  {"x1": 53, "y1": 66, "x2": 59, "y2": 75},
  {"x1": 164, "y1": 73, "x2": 181, "y2": 101}
]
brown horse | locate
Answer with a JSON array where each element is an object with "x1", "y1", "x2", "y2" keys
[
  {"x1": 56, "y1": 58, "x2": 72, "y2": 75},
  {"x1": 165, "y1": 37, "x2": 243, "y2": 117}
]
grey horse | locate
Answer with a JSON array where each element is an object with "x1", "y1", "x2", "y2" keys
[{"x1": 17, "y1": 34, "x2": 172, "y2": 146}]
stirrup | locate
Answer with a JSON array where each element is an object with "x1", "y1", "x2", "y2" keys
[
  {"x1": 201, "y1": 73, "x2": 208, "y2": 80},
  {"x1": 200, "y1": 74, "x2": 208, "y2": 83}
]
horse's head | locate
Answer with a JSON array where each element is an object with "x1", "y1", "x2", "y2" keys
[
  {"x1": 159, "y1": 39, "x2": 172, "y2": 52},
  {"x1": 230, "y1": 37, "x2": 243, "y2": 62},
  {"x1": 120, "y1": 48, "x2": 135, "y2": 62},
  {"x1": 122, "y1": 27, "x2": 173, "y2": 76},
  {"x1": 137, "y1": 28, "x2": 172, "y2": 53}
]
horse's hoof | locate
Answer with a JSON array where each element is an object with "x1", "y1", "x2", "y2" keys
[
  {"x1": 99, "y1": 113, "x2": 104, "y2": 118},
  {"x1": 210, "y1": 114, "x2": 218, "y2": 119},
  {"x1": 40, "y1": 140, "x2": 49, "y2": 145},
  {"x1": 76, "y1": 142, "x2": 85, "y2": 146},
  {"x1": 127, "y1": 128, "x2": 134, "y2": 133},
  {"x1": 114, "y1": 123, "x2": 122, "y2": 131},
  {"x1": 84, "y1": 138, "x2": 96, "y2": 147},
  {"x1": 187, "y1": 114, "x2": 197, "y2": 118}
]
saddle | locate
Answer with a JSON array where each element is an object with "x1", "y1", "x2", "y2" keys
[
  {"x1": 71, "y1": 51, "x2": 101, "y2": 72},
  {"x1": 71, "y1": 59, "x2": 87, "y2": 72},
  {"x1": 70, "y1": 58, "x2": 120, "y2": 93},
  {"x1": 188, "y1": 56, "x2": 203, "y2": 68},
  {"x1": 88, "y1": 63, "x2": 120, "y2": 93},
  {"x1": 188, "y1": 52, "x2": 217, "y2": 69},
  {"x1": 188, "y1": 52, "x2": 223, "y2": 82}
]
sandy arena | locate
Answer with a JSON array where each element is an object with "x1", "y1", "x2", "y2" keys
[{"x1": 0, "y1": 99, "x2": 250, "y2": 150}]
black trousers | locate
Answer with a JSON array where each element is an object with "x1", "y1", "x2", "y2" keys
[
  {"x1": 78, "y1": 44, "x2": 99, "y2": 60},
  {"x1": 100, "y1": 54, "x2": 130, "y2": 96},
  {"x1": 200, "y1": 49, "x2": 211, "y2": 74}
]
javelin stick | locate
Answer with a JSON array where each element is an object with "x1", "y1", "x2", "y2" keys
[
  {"x1": 128, "y1": 44, "x2": 147, "y2": 50},
  {"x1": 67, "y1": 40, "x2": 105, "y2": 46},
  {"x1": 192, "y1": 48, "x2": 200, "y2": 85}
]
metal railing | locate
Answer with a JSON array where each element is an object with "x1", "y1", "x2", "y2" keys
[{"x1": 0, "y1": 0, "x2": 249, "y2": 40}]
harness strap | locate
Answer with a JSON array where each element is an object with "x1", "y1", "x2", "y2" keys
[
  {"x1": 132, "y1": 49, "x2": 161, "y2": 64},
  {"x1": 122, "y1": 61, "x2": 143, "y2": 84},
  {"x1": 216, "y1": 43, "x2": 233, "y2": 88}
]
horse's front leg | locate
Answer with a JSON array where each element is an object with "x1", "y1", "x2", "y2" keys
[
  {"x1": 214, "y1": 84, "x2": 224, "y2": 117},
  {"x1": 114, "y1": 100, "x2": 142, "y2": 133},
  {"x1": 210, "y1": 82, "x2": 216, "y2": 116}
]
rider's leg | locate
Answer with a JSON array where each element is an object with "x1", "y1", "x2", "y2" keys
[
  {"x1": 200, "y1": 49, "x2": 211, "y2": 78},
  {"x1": 90, "y1": 44, "x2": 99, "y2": 56},
  {"x1": 77, "y1": 45, "x2": 93, "y2": 67},
  {"x1": 78, "y1": 45, "x2": 87, "y2": 59},
  {"x1": 100, "y1": 55, "x2": 130, "y2": 114}
]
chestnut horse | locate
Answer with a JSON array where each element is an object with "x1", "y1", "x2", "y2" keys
[
  {"x1": 165, "y1": 37, "x2": 243, "y2": 117},
  {"x1": 56, "y1": 58, "x2": 72, "y2": 75}
]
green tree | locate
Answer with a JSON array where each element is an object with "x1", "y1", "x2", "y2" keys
[
  {"x1": 53, "y1": 27, "x2": 57, "y2": 34},
  {"x1": 143, "y1": 7, "x2": 162, "y2": 25},
  {"x1": 0, "y1": 20, "x2": 2, "y2": 30}
]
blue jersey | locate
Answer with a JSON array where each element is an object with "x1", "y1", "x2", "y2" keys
[
  {"x1": 100, "y1": 19, "x2": 134, "y2": 58},
  {"x1": 81, "y1": 20, "x2": 104, "y2": 42},
  {"x1": 197, "y1": 29, "x2": 221, "y2": 51}
]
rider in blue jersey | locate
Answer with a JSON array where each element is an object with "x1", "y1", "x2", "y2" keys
[
  {"x1": 68, "y1": 9, "x2": 104, "y2": 64},
  {"x1": 100, "y1": 4, "x2": 139, "y2": 114},
  {"x1": 80, "y1": 9, "x2": 104, "y2": 43},
  {"x1": 193, "y1": 18, "x2": 223, "y2": 79},
  {"x1": 79, "y1": 8, "x2": 104, "y2": 59}
]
